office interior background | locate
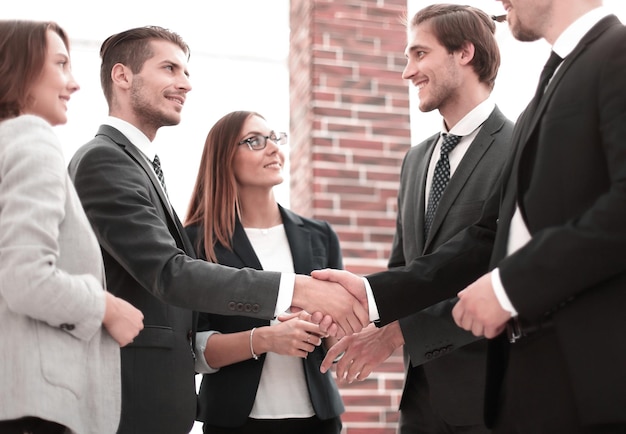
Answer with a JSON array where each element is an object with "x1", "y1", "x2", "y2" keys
[{"x1": 6, "y1": 1, "x2": 626, "y2": 432}]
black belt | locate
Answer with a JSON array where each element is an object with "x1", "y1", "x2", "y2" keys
[{"x1": 506, "y1": 316, "x2": 553, "y2": 343}]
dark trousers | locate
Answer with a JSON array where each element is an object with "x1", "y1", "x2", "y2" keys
[
  {"x1": 203, "y1": 415, "x2": 341, "y2": 434},
  {"x1": 398, "y1": 367, "x2": 490, "y2": 434},
  {"x1": 494, "y1": 328, "x2": 626, "y2": 434},
  {"x1": 0, "y1": 417, "x2": 66, "y2": 434}
]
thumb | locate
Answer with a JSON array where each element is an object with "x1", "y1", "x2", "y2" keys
[{"x1": 310, "y1": 268, "x2": 331, "y2": 281}]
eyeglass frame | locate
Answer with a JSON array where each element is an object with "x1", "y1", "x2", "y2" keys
[{"x1": 238, "y1": 132, "x2": 288, "y2": 151}]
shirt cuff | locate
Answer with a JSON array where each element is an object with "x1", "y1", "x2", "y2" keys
[
  {"x1": 363, "y1": 277, "x2": 380, "y2": 322},
  {"x1": 491, "y1": 268, "x2": 518, "y2": 317},
  {"x1": 275, "y1": 272, "x2": 295, "y2": 317},
  {"x1": 194, "y1": 331, "x2": 221, "y2": 374}
]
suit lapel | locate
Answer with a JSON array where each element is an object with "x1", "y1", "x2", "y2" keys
[
  {"x1": 280, "y1": 206, "x2": 311, "y2": 275},
  {"x1": 228, "y1": 206, "x2": 308, "y2": 274},
  {"x1": 424, "y1": 107, "x2": 504, "y2": 251},
  {"x1": 96, "y1": 125, "x2": 192, "y2": 254},
  {"x1": 230, "y1": 220, "x2": 264, "y2": 269},
  {"x1": 414, "y1": 136, "x2": 437, "y2": 254}
]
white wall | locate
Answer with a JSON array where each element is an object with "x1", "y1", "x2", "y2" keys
[{"x1": 5, "y1": 0, "x2": 291, "y2": 217}]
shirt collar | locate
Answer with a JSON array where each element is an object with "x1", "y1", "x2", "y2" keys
[
  {"x1": 442, "y1": 97, "x2": 495, "y2": 137},
  {"x1": 105, "y1": 116, "x2": 157, "y2": 162},
  {"x1": 552, "y1": 6, "x2": 610, "y2": 58}
]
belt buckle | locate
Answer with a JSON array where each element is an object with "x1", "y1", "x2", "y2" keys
[{"x1": 507, "y1": 317, "x2": 522, "y2": 343}]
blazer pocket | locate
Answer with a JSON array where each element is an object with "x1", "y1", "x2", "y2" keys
[
  {"x1": 36, "y1": 321, "x2": 88, "y2": 398},
  {"x1": 127, "y1": 325, "x2": 175, "y2": 349}
]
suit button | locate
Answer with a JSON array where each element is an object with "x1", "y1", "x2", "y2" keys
[
  {"x1": 252, "y1": 304, "x2": 260, "y2": 313},
  {"x1": 60, "y1": 323, "x2": 75, "y2": 331},
  {"x1": 228, "y1": 302, "x2": 236, "y2": 311},
  {"x1": 425, "y1": 352, "x2": 433, "y2": 359},
  {"x1": 236, "y1": 303, "x2": 244, "y2": 311},
  {"x1": 244, "y1": 303, "x2": 252, "y2": 312}
]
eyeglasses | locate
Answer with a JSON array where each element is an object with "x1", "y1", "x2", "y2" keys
[{"x1": 238, "y1": 132, "x2": 288, "y2": 151}]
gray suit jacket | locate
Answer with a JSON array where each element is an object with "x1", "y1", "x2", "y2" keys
[
  {"x1": 0, "y1": 116, "x2": 120, "y2": 434},
  {"x1": 68, "y1": 124, "x2": 282, "y2": 434},
  {"x1": 389, "y1": 107, "x2": 513, "y2": 425}
]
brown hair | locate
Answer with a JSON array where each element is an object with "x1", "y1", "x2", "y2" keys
[
  {"x1": 408, "y1": 4, "x2": 500, "y2": 89},
  {"x1": 99, "y1": 25, "x2": 190, "y2": 106},
  {"x1": 0, "y1": 20, "x2": 70, "y2": 121},
  {"x1": 185, "y1": 111, "x2": 264, "y2": 262}
]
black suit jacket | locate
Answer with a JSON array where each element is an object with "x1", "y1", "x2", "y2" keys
[
  {"x1": 391, "y1": 107, "x2": 513, "y2": 425},
  {"x1": 68, "y1": 125, "x2": 282, "y2": 434},
  {"x1": 485, "y1": 15, "x2": 626, "y2": 426},
  {"x1": 368, "y1": 15, "x2": 626, "y2": 427},
  {"x1": 186, "y1": 206, "x2": 344, "y2": 427}
]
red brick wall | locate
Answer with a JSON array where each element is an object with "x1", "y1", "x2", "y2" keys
[{"x1": 289, "y1": 1, "x2": 410, "y2": 432}]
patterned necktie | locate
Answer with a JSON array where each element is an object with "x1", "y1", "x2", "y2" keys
[
  {"x1": 526, "y1": 51, "x2": 563, "y2": 117},
  {"x1": 152, "y1": 154, "x2": 168, "y2": 196},
  {"x1": 424, "y1": 133, "x2": 461, "y2": 238}
]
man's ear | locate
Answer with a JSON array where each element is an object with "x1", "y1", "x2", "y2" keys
[
  {"x1": 458, "y1": 41, "x2": 475, "y2": 65},
  {"x1": 111, "y1": 63, "x2": 132, "y2": 90}
]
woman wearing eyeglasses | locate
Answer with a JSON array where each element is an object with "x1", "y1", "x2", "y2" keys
[{"x1": 185, "y1": 111, "x2": 343, "y2": 434}]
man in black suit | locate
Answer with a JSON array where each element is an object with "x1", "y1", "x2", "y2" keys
[
  {"x1": 321, "y1": 5, "x2": 513, "y2": 433},
  {"x1": 317, "y1": 0, "x2": 626, "y2": 432},
  {"x1": 68, "y1": 26, "x2": 368, "y2": 434},
  {"x1": 451, "y1": 0, "x2": 626, "y2": 432}
]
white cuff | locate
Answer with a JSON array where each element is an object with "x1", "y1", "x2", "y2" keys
[
  {"x1": 363, "y1": 277, "x2": 380, "y2": 322},
  {"x1": 491, "y1": 268, "x2": 518, "y2": 317},
  {"x1": 275, "y1": 273, "x2": 295, "y2": 317}
]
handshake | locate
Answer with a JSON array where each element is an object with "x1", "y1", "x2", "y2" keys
[
  {"x1": 290, "y1": 269, "x2": 372, "y2": 339},
  {"x1": 289, "y1": 268, "x2": 511, "y2": 384}
]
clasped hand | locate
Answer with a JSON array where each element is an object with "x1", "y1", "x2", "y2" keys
[
  {"x1": 452, "y1": 272, "x2": 511, "y2": 338},
  {"x1": 292, "y1": 269, "x2": 370, "y2": 338}
]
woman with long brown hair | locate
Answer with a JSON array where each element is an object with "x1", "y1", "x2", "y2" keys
[
  {"x1": 0, "y1": 20, "x2": 143, "y2": 434},
  {"x1": 185, "y1": 111, "x2": 343, "y2": 434}
]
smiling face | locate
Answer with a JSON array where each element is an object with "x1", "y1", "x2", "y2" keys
[
  {"x1": 402, "y1": 22, "x2": 462, "y2": 115},
  {"x1": 127, "y1": 39, "x2": 191, "y2": 136},
  {"x1": 23, "y1": 29, "x2": 79, "y2": 126},
  {"x1": 233, "y1": 114, "x2": 285, "y2": 193}
]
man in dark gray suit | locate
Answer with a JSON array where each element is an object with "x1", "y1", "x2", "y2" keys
[
  {"x1": 68, "y1": 26, "x2": 368, "y2": 434},
  {"x1": 322, "y1": 5, "x2": 513, "y2": 433}
]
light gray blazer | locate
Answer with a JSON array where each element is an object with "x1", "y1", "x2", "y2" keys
[{"x1": 0, "y1": 115, "x2": 120, "y2": 434}]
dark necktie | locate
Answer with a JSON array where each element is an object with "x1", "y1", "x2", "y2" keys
[
  {"x1": 424, "y1": 133, "x2": 461, "y2": 238},
  {"x1": 526, "y1": 50, "x2": 563, "y2": 117},
  {"x1": 152, "y1": 154, "x2": 168, "y2": 196}
]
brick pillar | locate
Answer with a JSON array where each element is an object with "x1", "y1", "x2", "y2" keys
[{"x1": 289, "y1": 1, "x2": 410, "y2": 432}]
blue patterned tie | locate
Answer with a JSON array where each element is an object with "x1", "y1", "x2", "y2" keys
[
  {"x1": 424, "y1": 133, "x2": 461, "y2": 238},
  {"x1": 152, "y1": 154, "x2": 168, "y2": 196}
]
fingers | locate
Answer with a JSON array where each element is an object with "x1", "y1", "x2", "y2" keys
[{"x1": 320, "y1": 338, "x2": 350, "y2": 373}]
